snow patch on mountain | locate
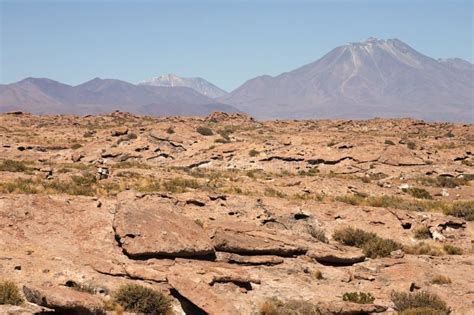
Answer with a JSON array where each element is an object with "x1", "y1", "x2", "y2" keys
[{"x1": 138, "y1": 74, "x2": 227, "y2": 99}]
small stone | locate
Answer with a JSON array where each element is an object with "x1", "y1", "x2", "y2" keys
[{"x1": 390, "y1": 249, "x2": 405, "y2": 259}]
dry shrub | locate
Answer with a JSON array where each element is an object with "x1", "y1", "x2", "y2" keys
[
  {"x1": 431, "y1": 275, "x2": 452, "y2": 285},
  {"x1": 259, "y1": 298, "x2": 320, "y2": 315},
  {"x1": 443, "y1": 244, "x2": 462, "y2": 255},
  {"x1": 342, "y1": 291, "x2": 375, "y2": 304},
  {"x1": 402, "y1": 187, "x2": 432, "y2": 200},
  {"x1": 333, "y1": 227, "x2": 402, "y2": 258},
  {"x1": 0, "y1": 280, "x2": 24, "y2": 305},
  {"x1": 391, "y1": 291, "x2": 450, "y2": 314},
  {"x1": 404, "y1": 242, "x2": 443, "y2": 256},
  {"x1": 413, "y1": 227, "x2": 431, "y2": 240},
  {"x1": 113, "y1": 284, "x2": 171, "y2": 315}
]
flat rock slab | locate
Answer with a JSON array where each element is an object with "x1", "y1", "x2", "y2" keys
[
  {"x1": 23, "y1": 285, "x2": 104, "y2": 315},
  {"x1": 210, "y1": 226, "x2": 307, "y2": 256},
  {"x1": 168, "y1": 273, "x2": 239, "y2": 315},
  {"x1": 216, "y1": 252, "x2": 284, "y2": 265},
  {"x1": 113, "y1": 198, "x2": 214, "y2": 258},
  {"x1": 307, "y1": 243, "x2": 365, "y2": 265}
]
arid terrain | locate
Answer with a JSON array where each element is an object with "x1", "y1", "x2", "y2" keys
[{"x1": 0, "y1": 111, "x2": 473, "y2": 314}]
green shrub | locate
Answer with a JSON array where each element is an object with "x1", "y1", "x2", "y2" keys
[
  {"x1": 407, "y1": 142, "x2": 416, "y2": 150},
  {"x1": 196, "y1": 126, "x2": 213, "y2": 136},
  {"x1": 443, "y1": 244, "x2": 462, "y2": 255},
  {"x1": 113, "y1": 284, "x2": 171, "y2": 315},
  {"x1": 413, "y1": 227, "x2": 431, "y2": 240},
  {"x1": 391, "y1": 291, "x2": 450, "y2": 314},
  {"x1": 342, "y1": 292, "x2": 375, "y2": 304},
  {"x1": 384, "y1": 139, "x2": 395, "y2": 145},
  {"x1": 403, "y1": 187, "x2": 432, "y2": 200},
  {"x1": 0, "y1": 280, "x2": 24, "y2": 305},
  {"x1": 0, "y1": 160, "x2": 31, "y2": 172},
  {"x1": 166, "y1": 127, "x2": 175, "y2": 134}
]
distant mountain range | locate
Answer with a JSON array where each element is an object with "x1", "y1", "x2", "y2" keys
[
  {"x1": 138, "y1": 74, "x2": 228, "y2": 99},
  {"x1": 0, "y1": 77, "x2": 238, "y2": 116},
  {"x1": 220, "y1": 38, "x2": 473, "y2": 122},
  {"x1": 0, "y1": 38, "x2": 472, "y2": 121}
]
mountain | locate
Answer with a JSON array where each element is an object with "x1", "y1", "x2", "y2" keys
[
  {"x1": 0, "y1": 77, "x2": 239, "y2": 116},
  {"x1": 138, "y1": 74, "x2": 228, "y2": 99},
  {"x1": 220, "y1": 38, "x2": 474, "y2": 122}
]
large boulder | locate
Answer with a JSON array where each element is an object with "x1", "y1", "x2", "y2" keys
[{"x1": 113, "y1": 198, "x2": 214, "y2": 258}]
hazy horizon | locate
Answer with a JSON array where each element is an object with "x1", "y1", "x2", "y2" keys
[{"x1": 1, "y1": 0, "x2": 472, "y2": 91}]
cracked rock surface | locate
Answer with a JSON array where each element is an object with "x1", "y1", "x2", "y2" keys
[{"x1": 0, "y1": 112, "x2": 473, "y2": 314}]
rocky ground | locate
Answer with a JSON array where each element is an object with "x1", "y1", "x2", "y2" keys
[{"x1": 0, "y1": 111, "x2": 473, "y2": 314}]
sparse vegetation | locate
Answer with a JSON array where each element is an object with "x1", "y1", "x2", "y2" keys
[
  {"x1": 402, "y1": 187, "x2": 432, "y2": 200},
  {"x1": 391, "y1": 291, "x2": 450, "y2": 314},
  {"x1": 113, "y1": 284, "x2": 171, "y2": 315},
  {"x1": 404, "y1": 242, "x2": 442, "y2": 256},
  {"x1": 384, "y1": 139, "x2": 395, "y2": 145},
  {"x1": 307, "y1": 226, "x2": 328, "y2": 243},
  {"x1": 363, "y1": 237, "x2": 403, "y2": 258},
  {"x1": 196, "y1": 126, "x2": 213, "y2": 136},
  {"x1": 114, "y1": 161, "x2": 151, "y2": 169},
  {"x1": 0, "y1": 159, "x2": 32, "y2": 173},
  {"x1": 342, "y1": 292, "x2": 375, "y2": 304},
  {"x1": 332, "y1": 226, "x2": 402, "y2": 258},
  {"x1": 259, "y1": 298, "x2": 320, "y2": 315},
  {"x1": 443, "y1": 244, "x2": 462, "y2": 255},
  {"x1": 163, "y1": 177, "x2": 200, "y2": 193},
  {"x1": 249, "y1": 149, "x2": 260, "y2": 157},
  {"x1": 413, "y1": 227, "x2": 431, "y2": 240},
  {"x1": 0, "y1": 280, "x2": 24, "y2": 305},
  {"x1": 166, "y1": 127, "x2": 175, "y2": 134},
  {"x1": 418, "y1": 176, "x2": 469, "y2": 188},
  {"x1": 0, "y1": 173, "x2": 122, "y2": 196},
  {"x1": 67, "y1": 281, "x2": 97, "y2": 294},
  {"x1": 431, "y1": 275, "x2": 452, "y2": 285},
  {"x1": 264, "y1": 187, "x2": 287, "y2": 198},
  {"x1": 297, "y1": 168, "x2": 318, "y2": 176},
  {"x1": 443, "y1": 200, "x2": 474, "y2": 221},
  {"x1": 335, "y1": 194, "x2": 473, "y2": 217}
]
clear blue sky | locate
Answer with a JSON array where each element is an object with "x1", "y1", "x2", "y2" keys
[{"x1": 1, "y1": 0, "x2": 472, "y2": 91}]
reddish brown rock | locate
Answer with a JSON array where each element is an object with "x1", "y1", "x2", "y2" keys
[
  {"x1": 22, "y1": 285, "x2": 104, "y2": 315},
  {"x1": 113, "y1": 198, "x2": 215, "y2": 258},
  {"x1": 209, "y1": 223, "x2": 307, "y2": 256}
]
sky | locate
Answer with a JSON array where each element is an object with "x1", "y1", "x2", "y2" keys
[{"x1": 0, "y1": 0, "x2": 472, "y2": 91}]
